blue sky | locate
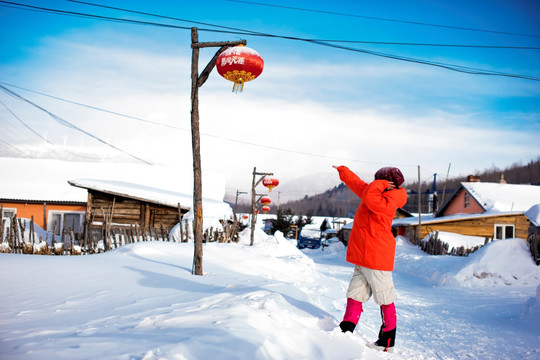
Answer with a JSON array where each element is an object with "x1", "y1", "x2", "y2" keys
[{"x1": 1, "y1": 0, "x2": 539, "y2": 199}]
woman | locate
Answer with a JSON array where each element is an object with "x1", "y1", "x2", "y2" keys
[{"x1": 333, "y1": 165, "x2": 407, "y2": 353}]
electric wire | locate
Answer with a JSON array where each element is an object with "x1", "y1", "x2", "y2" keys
[
  {"x1": 227, "y1": 0, "x2": 540, "y2": 39},
  {"x1": 0, "y1": 82, "x2": 418, "y2": 168},
  {"x1": 0, "y1": 98, "x2": 55, "y2": 145},
  {"x1": 66, "y1": 0, "x2": 540, "y2": 50},
  {"x1": 68, "y1": 0, "x2": 540, "y2": 49},
  {"x1": 0, "y1": 84, "x2": 153, "y2": 165},
  {"x1": 1, "y1": 0, "x2": 539, "y2": 81},
  {"x1": 0, "y1": 137, "x2": 27, "y2": 157}
]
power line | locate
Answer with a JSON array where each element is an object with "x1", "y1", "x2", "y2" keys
[
  {"x1": 0, "y1": 82, "x2": 418, "y2": 168},
  {"x1": 1, "y1": 0, "x2": 539, "y2": 81},
  {"x1": 0, "y1": 84, "x2": 153, "y2": 165},
  {"x1": 227, "y1": 0, "x2": 540, "y2": 39},
  {"x1": 307, "y1": 40, "x2": 540, "y2": 50},
  {"x1": 67, "y1": 0, "x2": 540, "y2": 50},
  {"x1": 0, "y1": 98, "x2": 55, "y2": 145}
]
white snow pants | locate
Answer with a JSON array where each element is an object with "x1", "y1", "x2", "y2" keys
[{"x1": 346, "y1": 265, "x2": 397, "y2": 306}]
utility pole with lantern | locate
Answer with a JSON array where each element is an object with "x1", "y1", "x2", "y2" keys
[
  {"x1": 250, "y1": 167, "x2": 278, "y2": 246},
  {"x1": 190, "y1": 27, "x2": 263, "y2": 275}
]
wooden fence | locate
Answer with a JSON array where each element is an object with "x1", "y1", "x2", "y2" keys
[
  {"x1": 0, "y1": 215, "x2": 243, "y2": 256},
  {"x1": 419, "y1": 229, "x2": 485, "y2": 256}
]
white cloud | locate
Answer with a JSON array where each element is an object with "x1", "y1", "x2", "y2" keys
[{"x1": 2, "y1": 27, "x2": 538, "y2": 199}]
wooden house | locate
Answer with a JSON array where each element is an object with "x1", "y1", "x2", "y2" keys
[
  {"x1": 68, "y1": 179, "x2": 193, "y2": 240},
  {"x1": 1, "y1": 158, "x2": 232, "y2": 243},
  {"x1": 1, "y1": 198, "x2": 87, "y2": 235},
  {"x1": 394, "y1": 180, "x2": 540, "y2": 243},
  {"x1": 0, "y1": 158, "x2": 88, "y2": 235}
]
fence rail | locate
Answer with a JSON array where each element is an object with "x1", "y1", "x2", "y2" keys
[{"x1": 1, "y1": 215, "x2": 242, "y2": 256}]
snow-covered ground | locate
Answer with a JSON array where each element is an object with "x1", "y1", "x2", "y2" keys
[{"x1": 1, "y1": 229, "x2": 539, "y2": 360}]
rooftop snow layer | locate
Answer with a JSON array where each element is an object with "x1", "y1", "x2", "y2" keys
[{"x1": 462, "y1": 182, "x2": 540, "y2": 213}]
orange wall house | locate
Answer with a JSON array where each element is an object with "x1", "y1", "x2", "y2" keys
[
  {"x1": 1, "y1": 200, "x2": 86, "y2": 234},
  {"x1": 438, "y1": 188, "x2": 484, "y2": 215}
]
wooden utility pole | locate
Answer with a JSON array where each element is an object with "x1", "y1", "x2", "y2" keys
[
  {"x1": 417, "y1": 165, "x2": 422, "y2": 243},
  {"x1": 233, "y1": 190, "x2": 247, "y2": 220},
  {"x1": 190, "y1": 27, "x2": 246, "y2": 275},
  {"x1": 250, "y1": 167, "x2": 273, "y2": 246}
]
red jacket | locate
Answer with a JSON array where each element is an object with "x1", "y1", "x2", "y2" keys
[{"x1": 337, "y1": 166, "x2": 407, "y2": 271}]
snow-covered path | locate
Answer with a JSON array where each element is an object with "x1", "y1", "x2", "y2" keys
[
  {"x1": 305, "y1": 240, "x2": 540, "y2": 360},
  {"x1": 0, "y1": 230, "x2": 538, "y2": 359}
]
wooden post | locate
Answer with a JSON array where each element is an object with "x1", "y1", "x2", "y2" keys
[
  {"x1": 417, "y1": 165, "x2": 422, "y2": 243},
  {"x1": 250, "y1": 167, "x2": 273, "y2": 246},
  {"x1": 189, "y1": 27, "x2": 247, "y2": 275},
  {"x1": 191, "y1": 27, "x2": 204, "y2": 275},
  {"x1": 43, "y1": 202, "x2": 47, "y2": 231},
  {"x1": 178, "y1": 203, "x2": 184, "y2": 243}
]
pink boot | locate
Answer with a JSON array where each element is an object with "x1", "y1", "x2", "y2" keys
[
  {"x1": 367, "y1": 303, "x2": 397, "y2": 352},
  {"x1": 381, "y1": 303, "x2": 396, "y2": 331},
  {"x1": 339, "y1": 298, "x2": 363, "y2": 333}
]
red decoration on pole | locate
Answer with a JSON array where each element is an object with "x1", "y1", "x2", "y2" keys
[
  {"x1": 260, "y1": 196, "x2": 271, "y2": 206},
  {"x1": 262, "y1": 177, "x2": 279, "y2": 192},
  {"x1": 261, "y1": 205, "x2": 270, "y2": 214},
  {"x1": 216, "y1": 45, "x2": 264, "y2": 93}
]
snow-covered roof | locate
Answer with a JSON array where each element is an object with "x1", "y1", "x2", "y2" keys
[
  {"x1": 68, "y1": 179, "x2": 192, "y2": 209},
  {"x1": 0, "y1": 157, "x2": 226, "y2": 204},
  {"x1": 0, "y1": 158, "x2": 87, "y2": 202},
  {"x1": 524, "y1": 204, "x2": 540, "y2": 227},
  {"x1": 460, "y1": 182, "x2": 540, "y2": 213}
]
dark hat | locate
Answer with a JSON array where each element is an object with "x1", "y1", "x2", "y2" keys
[{"x1": 374, "y1": 167, "x2": 404, "y2": 187}]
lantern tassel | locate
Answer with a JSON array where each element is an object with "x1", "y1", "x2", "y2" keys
[{"x1": 232, "y1": 79, "x2": 245, "y2": 93}]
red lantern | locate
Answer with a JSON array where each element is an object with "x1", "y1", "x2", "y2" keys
[
  {"x1": 216, "y1": 45, "x2": 264, "y2": 93},
  {"x1": 260, "y1": 196, "x2": 271, "y2": 206},
  {"x1": 262, "y1": 177, "x2": 279, "y2": 192},
  {"x1": 261, "y1": 205, "x2": 270, "y2": 214},
  {"x1": 242, "y1": 214, "x2": 249, "y2": 220}
]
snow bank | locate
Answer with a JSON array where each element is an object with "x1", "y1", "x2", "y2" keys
[
  {"x1": 1, "y1": 226, "x2": 539, "y2": 359},
  {"x1": 169, "y1": 200, "x2": 234, "y2": 241},
  {"x1": 520, "y1": 285, "x2": 540, "y2": 327},
  {"x1": 396, "y1": 236, "x2": 540, "y2": 288},
  {"x1": 453, "y1": 238, "x2": 538, "y2": 287}
]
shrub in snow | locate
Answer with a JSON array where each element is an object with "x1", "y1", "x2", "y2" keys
[
  {"x1": 22, "y1": 243, "x2": 34, "y2": 254},
  {"x1": 0, "y1": 242, "x2": 10, "y2": 253},
  {"x1": 72, "y1": 245, "x2": 82, "y2": 255},
  {"x1": 54, "y1": 243, "x2": 64, "y2": 256},
  {"x1": 34, "y1": 241, "x2": 51, "y2": 255}
]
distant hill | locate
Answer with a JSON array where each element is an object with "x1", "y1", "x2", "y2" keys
[{"x1": 266, "y1": 157, "x2": 540, "y2": 217}]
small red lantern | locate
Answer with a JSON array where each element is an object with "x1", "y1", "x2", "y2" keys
[
  {"x1": 260, "y1": 196, "x2": 271, "y2": 206},
  {"x1": 261, "y1": 205, "x2": 270, "y2": 214},
  {"x1": 216, "y1": 45, "x2": 264, "y2": 93},
  {"x1": 242, "y1": 214, "x2": 249, "y2": 220},
  {"x1": 262, "y1": 177, "x2": 279, "y2": 192}
]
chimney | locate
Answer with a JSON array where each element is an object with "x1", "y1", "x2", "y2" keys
[
  {"x1": 499, "y1": 174, "x2": 507, "y2": 184},
  {"x1": 467, "y1": 175, "x2": 480, "y2": 182}
]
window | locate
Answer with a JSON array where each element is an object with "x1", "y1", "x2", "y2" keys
[
  {"x1": 1, "y1": 207, "x2": 16, "y2": 220},
  {"x1": 464, "y1": 192, "x2": 470, "y2": 208},
  {"x1": 494, "y1": 224, "x2": 514, "y2": 240},
  {"x1": 48, "y1": 211, "x2": 84, "y2": 235}
]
